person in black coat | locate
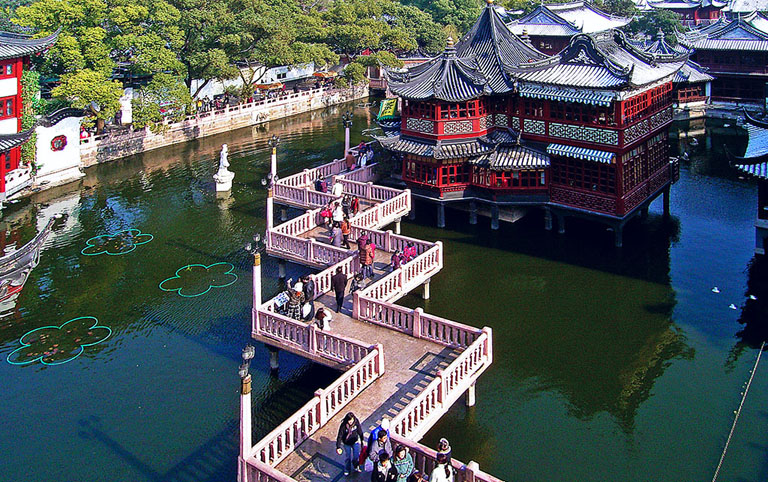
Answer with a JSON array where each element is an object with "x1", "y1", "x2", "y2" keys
[
  {"x1": 336, "y1": 412, "x2": 364, "y2": 475},
  {"x1": 371, "y1": 452, "x2": 399, "y2": 482},
  {"x1": 331, "y1": 267, "x2": 348, "y2": 312}
]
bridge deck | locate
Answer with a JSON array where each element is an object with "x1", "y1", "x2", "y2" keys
[{"x1": 245, "y1": 158, "x2": 501, "y2": 482}]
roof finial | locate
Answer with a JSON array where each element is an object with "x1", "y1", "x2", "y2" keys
[
  {"x1": 486, "y1": 0, "x2": 494, "y2": 4},
  {"x1": 447, "y1": 36, "x2": 454, "y2": 48},
  {"x1": 657, "y1": 28, "x2": 665, "y2": 41}
]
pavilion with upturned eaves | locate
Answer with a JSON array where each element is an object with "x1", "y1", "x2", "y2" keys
[{"x1": 378, "y1": 0, "x2": 686, "y2": 246}]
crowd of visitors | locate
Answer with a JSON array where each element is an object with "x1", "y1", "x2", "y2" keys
[{"x1": 336, "y1": 415, "x2": 454, "y2": 481}]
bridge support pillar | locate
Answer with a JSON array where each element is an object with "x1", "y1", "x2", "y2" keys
[
  {"x1": 556, "y1": 213, "x2": 566, "y2": 234},
  {"x1": 280, "y1": 207, "x2": 287, "y2": 222},
  {"x1": 238, "y1": 373, "x2": 252, "y2": 482},
  {"x1": 491, "y1": 205, "x2": 499, "y2": 230},
  {"x1": 663, "y1": 186, "x2": 671, "y2": 219},
  {"x1": 409, "y1": 202, "x2": 416, "y2": 221},
  {"x1": 278, "y1": 259, "x2": 286, "y2": 279},
  {"x1": 267, "y1": 345, "x2": 280, "y2": 374},
  {"x1": 465, "y1": 381, "x2": 476, "y2": 407},
  {"x1": 614, "y1": 224, "x2": 624, "y2": 248},
  {"x1": 469, "y1": 201, "x2": 477, "y2": 225},
  {"x1": 394, "y1": 218, "x2": 401, "y2": 235},
  {"x1": 544, "y1": 207, "x2": 552, "y2": 231},
  {"x1": 437, "y1": 203, "x2": 445, "y2": 229},
  {"x1": 422, "y1": 279, "x2": 430, "y2": 300}
]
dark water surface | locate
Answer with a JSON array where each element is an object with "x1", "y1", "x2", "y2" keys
[{"x1": 1, "y1": 110, "x2": 766, "y2": 481}]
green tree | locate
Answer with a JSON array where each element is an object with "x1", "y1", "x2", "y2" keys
[
  {"x1": 403, "y1": 0, "x2": 483, "y2": 35},
  {"x1": 51, "y1": 69, "x2": 124, "y2": 120},
  {"x1": 602, "y1": 0, "x2": 637, "y2": 17},
  {"x1": 131, "y1": 73, "x2": 192, "y2": 132},
  {"x1": 383, "y1": 3, "x2": 445, "y2": 55},
  {"x1": 626, "y1": 10, "x2": 685, "y2": 44}
]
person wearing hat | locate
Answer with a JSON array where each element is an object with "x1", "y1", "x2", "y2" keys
[
  {"x1": 285, "y1": 281, "x2": 305, "y2": 321},
  {"x1": 437, "y1": 438, "x2": 452, "y2": 466}
]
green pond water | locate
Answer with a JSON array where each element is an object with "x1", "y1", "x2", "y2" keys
[{"x1": 1, "y1": 106, "x2": 766, "y2": 482}]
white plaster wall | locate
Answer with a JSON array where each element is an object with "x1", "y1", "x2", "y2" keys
[
  {"x1": 0, "y1": 117, "x2": 17, "y2": 135},
  {"x1": 261, "y1": 64, "x2": 314, "y2": 84},
  {"x1": 119, "y1": 87, "x2": 134, "y2": 124},
  {"x1": 35, "y1": 116, "x2": 84, "y2": 186},
  {"x1": 190, "y1": 66, "x2": 267, "y2": 99},
  {"x1": 0, "y1": 77, "x2": 17, "y2": 98}
]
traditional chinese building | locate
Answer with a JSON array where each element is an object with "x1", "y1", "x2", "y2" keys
[
  {"x1": 0, "y1": 31, "x2": 57, "y2": 201},
  {"x1": 643, "y1": 0, "x2": 725, "y2": 26},
  {"x1": 678, "y1": 12, "x2": 768, "y2": 103},
  {"x1": 508, "y1": 3, "x2": 630, "y2": 55},
  {"x1": 379, "y1": 0, "x2": 684, "y2": 246},
  {"x1": 637, "y1": 30, "x2": 714, "y2": 106},
  {"x1": 728, "y1": 111, "x2": 768, "y2": 254}
]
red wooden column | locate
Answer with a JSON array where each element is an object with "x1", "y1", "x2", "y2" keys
[{"x1": 0, "y1": 152, "x2": 7, "y2": 195}]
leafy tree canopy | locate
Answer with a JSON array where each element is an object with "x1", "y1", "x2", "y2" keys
[
  {"x1": 403, "y1": 0, "x2": 482, "y2": 35},
  {"x1": 625, "y1": 10, "x2": 685, "y2": 45}
]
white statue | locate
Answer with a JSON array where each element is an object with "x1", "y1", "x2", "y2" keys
[{"x1": 213, "y1": 144, "x2": 235, "y2": 192}]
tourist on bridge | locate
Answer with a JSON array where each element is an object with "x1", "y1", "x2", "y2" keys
[
  {"x1": 341, "y1": 217, "x2": 351, "y2": 249},
  {"x1": 331, "y1": 267, "x2": 347, "y2": 313},
  {"x1": 285, "y1": 282, "x2": 305, "y2": 321},
  {"x1": 429, "y1": 453, "x2": 453, "y2": 482},
  {"x1": 320, "y1": 203, "x2": 332, "y2": 228},
  {"x1": 407, "y1": 471, "x2": 426, "y2": 482},
  {"x1": 333, "y1": 202, "x2": 344, "y2": 224},
  {"x1": 367, "y1": 430, "x2": 393, "y2": 470},
  {"x1": 350, "y1": 195, "x2": 360, "y2": 216},
  {"x1": 331, "y1": 222, "x2": 343, "y2": 247},
  {"x1": 300, "y1": 275, "x2": 315, "y2": 320},
  {"x1": 391, "y1": 250, "x2": 403, "y2": 271},
  {"x1": 315, "y1": 176, "x2": 328, "y2": 193},
  {"x1": 357, "y1": 230, "x2": 369, "y2": 249},
  {"x1": 314, "y1": 307, "x2": 332, "y2": 331},
  {"x1": 359, "y1": 242, "x2": 374, "y2": 279},
  {"x1": 342, "y1": 194, "x2": 351, "y2": 217},
  {"x1": 393, "y1": 445, "x2": 414, "y2": 482},
  {"x1": 332, "y1": 181, "x2": 344, "y2": 197},
  {"x1": 366, "y1": 419, "x2": 390, "y2": 454},
  {"x1": 337, "y1": 412, "x2": 364, "y2": 475},
  {"x1": 371, "y1": 453, "x2": 398, "y2": 482},
  {"x1": 437, "y1": 438, "x2": 452, "y2": 465},
  {"x1": 345, "y1": 150, "x2": 357, "y2": 171},
  {"x1": 351, "y1": 273, "x2": 366, "y2": 293}
]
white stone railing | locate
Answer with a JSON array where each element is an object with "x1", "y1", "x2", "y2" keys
[
  {"x1": 248, "y1": 346, "x2": 384, "y2": 469},
  {"x1": 391, "y1": 434, "x2": 504, "y2": 482},
  {"x1": 391, "y1": 329, "x2": 492, "y2": 441}
]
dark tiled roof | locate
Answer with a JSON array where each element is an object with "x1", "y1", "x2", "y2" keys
[
  {"x1": 472, "y1": 144, "x2": 550, "y2": 169},
  {"x1": 678, "y1": 13, "x2": 768, "y2": 51},
  {"x1": 387, "y1": 41, "x2": 490, "y2": 102},
  {"x1": 507, "y1": 6, "x2": 580, "y2": 37},
  {"x1": 455, "y1": 1, "x2": 547, "y2": 94},
  {"x1": 377, "y1": 127, "x2": 521, "y2": 160},
  {"x1": 545, "y1": 2, "x2": 630, "y2": 33},
  {"x1": 0, "y1": 128, "x2": 35, "y2": 152},
  {"x1": 638, "y1": 31, "x2": 712, "y2": 84},
  {"x1": 730, "y1": 111, "x2": 768, "y2": 178},
  {"x1": 512, "y1": 30, "x2": 687, "y2": 88},
  {"x1": 0, "y1": 30, "x2": 58, "y2": 61}
]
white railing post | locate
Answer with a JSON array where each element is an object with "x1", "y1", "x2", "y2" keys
[
  {"x1": 353, "y1": 291, "x2": 361, "y2": 319},
  {"x1": 366, "y1": 182, "x2": 373, "y2": 200},
  {"x1": 385, "y1": 230, "x2": 392, "y2": 252},
  {"x1": 315, "y1": 388, "x2": 326, "y2": 425},
  {"x1": 436, "y1": 241, "x2": 444, "y2": 269},
  {"x1": 413, "y1": 307, "x2": 422, "y2": 338},
  {"x1": 437, "y1": 370, "x2": 445, "y2": 404},
  {"x1": 466, "y1": 461, "x2": 480, "y2": 482},
  {"x1": 483, "y1": 327, "x2": 493, "y2": 364},
  {"x1": 375, "y1": 343, "x2": 385, "y2": 375},
  {"x1": 303, "y1": 168, "x2": 310, "y2": 186},
  {"x1": 303, "y1": 188, "x2": 309, "y2": 206},
  {"x1": 308, "y1": 324, "x2": 317, "y2": 353},
  {"x1": 308, "y1": 238, "x2": 316, "y2": 263}
]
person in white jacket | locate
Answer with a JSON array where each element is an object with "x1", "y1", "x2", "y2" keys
[{"x1": 429, "y1": 453, "x2": 453, "y2": 482}]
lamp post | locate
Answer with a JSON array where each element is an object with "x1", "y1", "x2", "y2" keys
[
  {"x1": 238, "y1": 344, "x2": 255, "y2": 482},
  {"x1": 265, "y1": 135, "x2": 280, "y2": 230},
  {"x1": 245, "y1": 233, "x2": 266, "y2": 309},
  {"x1": 342, "y1": 111, "x2": 353, "y2": 156}
]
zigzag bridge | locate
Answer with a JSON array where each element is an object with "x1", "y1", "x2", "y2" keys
[{"x1": 239, "y1": 146, "x2": 502, "y2": 482}]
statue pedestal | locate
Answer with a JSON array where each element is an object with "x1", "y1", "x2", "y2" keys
[{"x1": 214, "y1": 169, "x2": 234, "y2": 192}]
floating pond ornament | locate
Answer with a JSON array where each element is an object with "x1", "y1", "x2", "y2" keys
[
  {"x1": 6, "y1": 316, "x2": 112, "y2": 366},
  {"x1": 159, "y1": 262, "x2": 238, "y2": 298},
  {"x1": 81, "y1": 229, "x2": 153, "y2": 256}
]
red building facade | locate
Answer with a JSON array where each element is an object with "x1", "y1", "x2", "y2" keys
[{"x1": 380, "y1": 1, "x2": 684, "y2": 245}]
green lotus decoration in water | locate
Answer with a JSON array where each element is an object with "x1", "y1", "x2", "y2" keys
[
  {"x1": 159, "y1": 262, "x2": 238, "y2": 297},
  {"x1": 6, "y1": 316, "x2": 112, "y2": 366},
  {"x1": 81, "y1": 229, "x2": 154, "y2": 256}
]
